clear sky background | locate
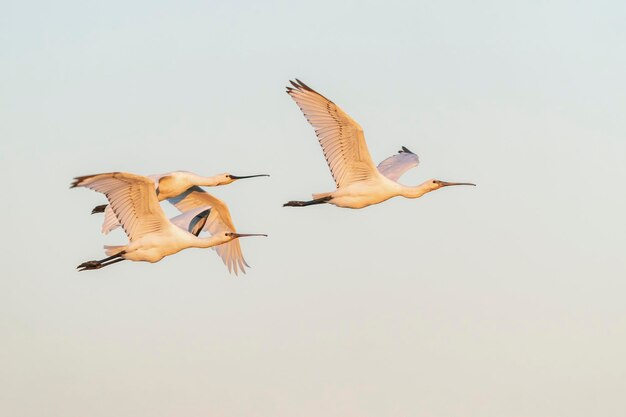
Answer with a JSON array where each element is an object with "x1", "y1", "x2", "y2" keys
[{"x1": 2, "y1": 1, "x2": 625, "y2": 416}]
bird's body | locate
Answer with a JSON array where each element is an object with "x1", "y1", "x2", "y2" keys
[
  {"x1": 284, "y1": 79, "x2": 474, "y2": 209},
  {"x1": 71, "y1": 172, "x2": 266, "y2": 272},
  {"x1": 315, "y1": 177, "x2": 409, "y2": 209},
  {"x1": 297, "y1": 177, "x2": 442, "y2": 209},
  {"x1": 104, "y1": 220, "x2": 225, "y2": 263},
  {"x1": 96, "y1": 170, "x2": 268, "y2": 234}
]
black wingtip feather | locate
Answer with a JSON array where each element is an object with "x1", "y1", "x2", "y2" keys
[
  {"x1": 70, "y1": 172, "x2": 122, "y2": 189},
  {"x1": 400, "y1": 146, "x2": 415, "y2": 154},
  {"x1": 70, "y1": 174, "x2": 95, "y2": 188},
  {"x1": 286, "y1": 79, "x2": 335, "y2": 105},
  {"x1": 294, "y1": 78, "x2": 313, "y2": 91},
  {"x1": 288, "y1": 79, "x2": 314, "y2": 93},
  {"x1": 91, "y1": 204, "x2": 107, "y2": 214}
]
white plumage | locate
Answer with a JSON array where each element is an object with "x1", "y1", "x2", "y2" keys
[
  {"x1": 96, "y1": 170, "x2": 268, "y2": 234},
  {"x1": 284, "y1": 79, "x2": 475, "y2": 209},
  {"x1": 72, "y1": 172, "x2": 266, "y2": 272}
]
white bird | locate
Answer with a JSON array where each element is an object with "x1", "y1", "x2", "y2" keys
[
  {"x1": 71, "y1": 172, "x2": 266, "y2": 272},
  {"x1": 283, "y1": 79, "x2": 475, "y2": 209},
  {"x1": 93, "y1": 170, "x2": 268, "y2": 234}
]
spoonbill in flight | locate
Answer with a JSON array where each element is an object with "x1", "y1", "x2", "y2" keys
[
  {"x1": 71, "y1": 172, "x2": 266, "y2": 271},
  {"x1": 283, "y1": 79, "x2": 475, "y2": 209},
  {"x1": 92, "y1": 170, "x2": 269, "y2": 234}
]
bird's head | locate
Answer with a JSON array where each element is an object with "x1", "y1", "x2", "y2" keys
[
  {"x1": 216, "y1": 173, "x2": 270, "y2": 186},
  {"x1": 426, "y1": 179, "x2": 476, "y2": 191}
]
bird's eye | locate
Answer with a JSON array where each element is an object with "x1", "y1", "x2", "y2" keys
[{"x1": 432, "y1": 180, "x2": 436, "y2": 184}]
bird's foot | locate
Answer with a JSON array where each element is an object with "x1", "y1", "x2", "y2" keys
[
  {"x1": 283, "y1": 196, "x2": 331, "y2": 207},
  {"x1": 77, "y1": 260, "x2": 103, "y2": 271},
  {"x1": 283, "y1": 200, "x2": 306, "y2": 207}
]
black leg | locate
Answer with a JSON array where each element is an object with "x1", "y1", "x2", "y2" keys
[
  {"x1": 99, "y1": 258, "x2": 125, "y2": 268},
  {"x1": 283, "y1": 196, "x2": 332, "y2": 207},
  {"x1": 77, "y1": 251, "x2": 125, "y2": 272}
]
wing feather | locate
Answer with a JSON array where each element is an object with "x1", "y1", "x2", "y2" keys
[
  {"x1": 72, "y1": 172, "x2": 169, "y2": 242},
  {"x1": 377, "y1": 146, "x2": 420, "y2": 182},
  {"x1": 168, "y1": 187, "x2": 249, "y2": 275},
  {"x1": 286, "y1": 79, "x2": 378, "y2": 188}
]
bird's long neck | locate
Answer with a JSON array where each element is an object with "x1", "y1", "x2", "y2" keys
[
  {"x1": 398, "y1": 181, "x2": 431, "y2": 199},
  {"x1": 195, "y1": 175, "x2": 222, "y2": 187},
  {"x1": 155, "y1": 172, "x2": 213, "y2": 200},
  {"x1": 186, "y1": 234, "x2": 229, "y2": 249},
  {"x1": 180, "y1": 172, "x2": 219, "y2": 187}
]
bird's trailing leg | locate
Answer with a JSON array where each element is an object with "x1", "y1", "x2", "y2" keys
[
  {"x1": 283, "y1": 196, "x2": 332, "y2": 207},
  {"x1": 77, "y1": 252, "x2": 126, "y2": 272},
  {"x1": 91, "y1": 204, "x2": 107, "y2": 214}
]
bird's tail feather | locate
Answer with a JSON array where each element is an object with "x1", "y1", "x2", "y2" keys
[
  {"x1": 104, "y1": 245, "x2": 127, "y2": 256},
  {"x1": 312, "y1": 192, "x2": 332, "y2": 200}
]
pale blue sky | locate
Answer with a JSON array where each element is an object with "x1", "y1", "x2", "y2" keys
[{"x1": 2, "y1": 1, "x2": 626, "y2": 416}]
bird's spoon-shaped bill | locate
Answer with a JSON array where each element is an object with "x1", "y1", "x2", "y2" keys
[
  {"x1": 229, "y1": 174, "x2": 270, "y2": 180},
  {"x1": 228, "y1": 233, "x2": 268, "y2": 238},
  {"x1": 439, "y1": 181, "x2": 476, "y2": 187}
]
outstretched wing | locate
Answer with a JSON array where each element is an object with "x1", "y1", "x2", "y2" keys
[
  {"x1": 100, "y1": 175, "x2": 160, "y2": 235},
  {"x1": 168, "y1": 187, "x2": 250, "y2": 275},
  {"x1": 71, "y1": 172, "x2": 169, "y2": 242},
  {"x1": 376, "y1": 146, "x2": 420, "y2": 182},
  {"x1": 286, "y1": 79, "x2": 378, "y2": 188}
]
